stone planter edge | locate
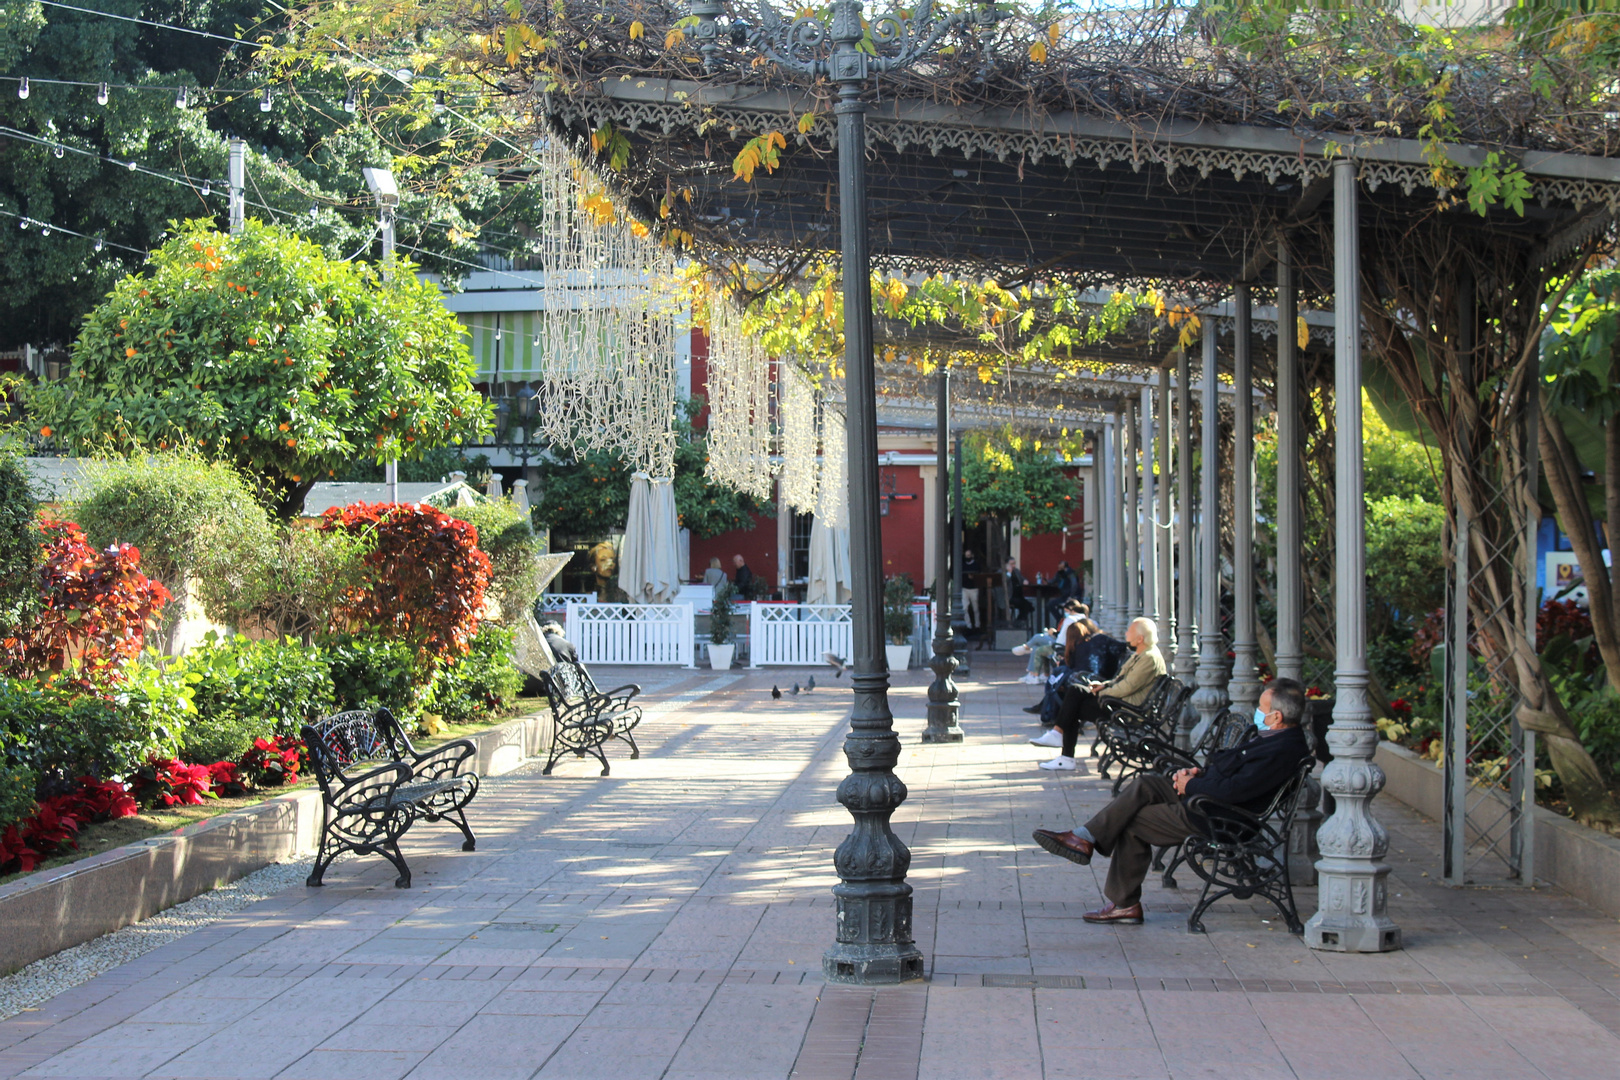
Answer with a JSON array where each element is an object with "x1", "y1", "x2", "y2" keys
[
  {"x1": 0, "y1": 710, "x2": 551, "y2": 975},
  {"x1": 1374, "y1": 740, "x2": 1620, "y2": 919}
]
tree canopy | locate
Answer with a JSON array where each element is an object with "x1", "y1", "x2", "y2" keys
[{"x1": 28, "y1": 219, "x2": 490, "y2": 515}]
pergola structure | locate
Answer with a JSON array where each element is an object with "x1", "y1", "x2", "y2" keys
[{"x1": 515, "y1": 2, "x2": 1620, "y2": 973}]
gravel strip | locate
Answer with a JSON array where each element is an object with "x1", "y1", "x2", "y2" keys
[{"x1": 0, "y1": 856, "x2": 312, "y2": 1021}]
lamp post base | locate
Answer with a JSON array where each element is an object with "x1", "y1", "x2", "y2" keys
[{"x1": 823, "y1": 888, "x2": 926, "y2": 984}]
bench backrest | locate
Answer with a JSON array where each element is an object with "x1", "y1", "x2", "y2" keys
[
  {"x1": 301, "y1": 708, "x2": 409, "y2": 792},
  {"x1": 540, "y1": 657, "x2": 593, "y2": 709}
]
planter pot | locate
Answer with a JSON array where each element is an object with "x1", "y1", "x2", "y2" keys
[
  {"x1": 885, "y1": 643, "x2": 913, "y2": 673},
  {"x1": 708, "y1": 643, "x2": 735, "y2": 670}
]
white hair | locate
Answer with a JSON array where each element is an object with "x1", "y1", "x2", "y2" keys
[{"x1": 1128, "y1": 617, "x2": 1159, "y2": 649}]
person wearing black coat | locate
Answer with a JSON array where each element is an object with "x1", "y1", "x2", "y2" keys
[{"x1": 1031, "y1": 678, "x2": 1312, "y2": 925}]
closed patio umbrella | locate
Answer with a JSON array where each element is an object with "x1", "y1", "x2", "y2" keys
[
  {"x1": 806, "y1": 514, "x2": 852, "y2": 606},
  {"x1": 619, "y1": 473, "x2": 683, "y2": 604}
]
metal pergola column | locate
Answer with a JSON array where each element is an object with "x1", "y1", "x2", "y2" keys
[
  {"x1": 1140, "y1": 385, "x2": 1159, "y2": 633},
  {"x1": 1305, "y1": 159, "x2": 1401, "y2": 953},
  {"x1": 1173, "y1": 350, "x2": 1198, "y2": 747},
  {"x1": 1124, "y1": 396, "x2": 1142, "y2": 623},
  {"x1": 1157, "y1": 364, "x2": 1175, "y2": 667},
  {"x1": 1193, "y1": 325, "x2": 1230, "y2": 731},
  {"x1": 1227, "y1": 284, "x2": 1263, "y2": 719},
  {"x1": 1274, "y1": 242, "x2": 1304, "y2": 684}
]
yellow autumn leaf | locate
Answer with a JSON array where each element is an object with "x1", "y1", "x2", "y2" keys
[
  {"x1": 1297, "y1": 315, "x2": 1310, "y2": 349},
  {"x1": 1048, "y1": 23, "x2": 1061, "y2": 47},
  {"x1": 797, "y1": 112, "x2": 816, "y2": 135},
  {"x1": 1029, "y1": 41, "x2": 1047, "y2": 63},
  {"x1": 666, "y1": 27, "x2": 685, "y2": 48},
  {"x1": 630, "y1": 20, "x2": 644, "y2": 40},
  {"x1": 629, "y1": 220, "x2": 650, "y2": 238}
]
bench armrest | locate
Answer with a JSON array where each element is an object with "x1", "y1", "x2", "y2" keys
[
  {"x1": 408, "y1": 738, "x2": 477, "y2": 782},
  {"x1": 328, "y1": 761, "x2": 414, "y2": 813}
]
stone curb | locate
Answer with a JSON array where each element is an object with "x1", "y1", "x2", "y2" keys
[
  {"x1": 1376, "y1": 740, "x2": 1620, "y2": 918},
  {"x1": 0, "y1": 711, "x2": 551, "y2": 975}
]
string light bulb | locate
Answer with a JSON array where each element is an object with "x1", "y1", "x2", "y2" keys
[
  {"x1": 259, "y1": 87, "x2": 272, "y2": 112},
  {"x1": 40, "y1": 224, "x2": 51, "y2": 237},
  {"x1": 126, "y1": 159, "x2": 138, "y2": 171},
  {"x1": 94, "y1": 236, "x2": 105, "y2": 252},
  {"x1": 18, "y1": 218, "x2": 28, "y2": 230},
  {"x1": 18, "y1": 78, "x2": 29, "y2": 100},
  {"x1": 53, "y1": 145, "x2": 64, "y2": 158},
  {"x1": 309, "y1": 203, "x2": 319, "y2": 220},
  {"x1": 434, "y1": 91, "x2": 446, "y2": 115},
  {"x1": 343, "y1": 87, "x2": 357, "y2": 113},
  {"x1": 175, "y1": 85, "x2": 188, "y2": 109},
  {"x1": 201, "y1": 180, "x2": 211, "y2": 197},
  {"x1": 97, "y1": 82, "x2": 109, "y2": 106}
]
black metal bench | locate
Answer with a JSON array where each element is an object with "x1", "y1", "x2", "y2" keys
[
  {"x1": 1148, "y1": 709, "x2": 1259, "y2": 887},
  {"x1": 1093, "y1": 675, "x2": 1192, "y2": 793},
  {"x1": 300, "y1": 708, "x2": 480, "y2": 889},
  {"x1": 1178, "y1": 756, "x2": 1317, "y2": 934},
  {"x1": 535, "y1": 656, "x2": 643, "y2": 776}
]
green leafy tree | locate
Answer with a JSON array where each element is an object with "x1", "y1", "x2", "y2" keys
[
  {"x1": 29, "y1": 220, "x2": 490, "y2": 516},
  {"x1": 960, "y1": 430, "x2": 1080, "y2": 537},
  {"x1": 1365, "y1": 494, "x2": 1448, "y2": 640},
  {"x1": 0, "y1": 446, "x2": 40, "y2": 642}
]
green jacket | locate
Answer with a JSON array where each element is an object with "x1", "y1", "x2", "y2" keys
[{"x1": 1098, "y1": 647, "x2": 1166, "y2": 706}]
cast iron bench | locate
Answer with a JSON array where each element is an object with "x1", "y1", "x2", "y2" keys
[
  {"x1": 535, "y1": 656, "x2": 643, "y2": 776},
  {"x1": 301, "y1": 708, "x2": 480, "y2": 889},
  {"x1": 1147, "y1": 709, "x2": 1259, "y2": 888},
  {"x1": 1093, "y1": 675, "x2": 1192, "y2": 793},
  {"x1": 1178, "y1": 756, "x2": 1317, "y2": 934}
]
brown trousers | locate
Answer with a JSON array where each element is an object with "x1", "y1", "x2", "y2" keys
[{"x1": 1083, "y1": 773, "x2": 1197, "y2": 907}]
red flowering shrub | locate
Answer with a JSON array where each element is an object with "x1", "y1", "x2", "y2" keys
[
  {"x1": 239, "y1": 736, "x2": 304, "y2": 788},
  {"x1": 205, "y1": 761, "x2": 247, "y2": 797},
  {"x1": 22, "y1": 798, "x2": 81, "y2": 853},
  {"x1": 1539, "y1": 599, "x2": 1593, "y2": 644},
  {"x1": 130, "y1": 758, "x2": 214, "y2": 808},
  {"x1": 1388, "y1": 698, "x2": 1413, "y2": 717},
  {"x1": 0, "y1": 517, "x2": 171, "y2": 685},
  {"x1": 320, "y1": 502, "x2": 490, "y2": 658},
  {"x1": 0, "y1": 824, "x2": 42, "y2": 873},
  {"x1": 60, "y1": 777, "x2": 138, "y2": 822}
]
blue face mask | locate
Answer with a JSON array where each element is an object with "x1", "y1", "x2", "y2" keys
[{"x1": 1253, "y1": 707, "x2": 1270, "y2": 731}]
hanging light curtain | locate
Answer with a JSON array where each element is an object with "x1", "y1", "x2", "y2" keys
[
  {"x1": 807, "y1": 401, "x2": 852, "y2": 604},
  {"x1": 703, "y1": 294, "x2": 775, "y2": 500},
  {"x1": 779, "y1": 361, "x2": 820, "y2": 515}
]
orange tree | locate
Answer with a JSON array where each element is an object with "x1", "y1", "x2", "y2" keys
[{"x1": 29, "y1": 219, "x2": 490, "y2": 517}]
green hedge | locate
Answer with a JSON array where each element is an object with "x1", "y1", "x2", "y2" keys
[{"x1": 426, "y1": 626, "x2": 523, "y2": 725}]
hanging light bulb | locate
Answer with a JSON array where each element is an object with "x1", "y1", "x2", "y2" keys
[
  {"x1": 93, "y1": 236, "x2": 105, "y2": 252},
  {"x1": 433, "y1": 91, "x2": 446, "y2": 115},
  {"x1": 175, "y1": 85, "x2": 188, "y2": 109},
  {"x1": 18, "y1": 218, "x2": 29, "y2": 230},
  {"x1": 259, "y1": 87, "x2": 272, "y2": 112},
  {"x1": 343, "y1": 87, "x2": 357, "y2": 113},
  {"x1": 40, "y1": 224, "x2": 51, "y2": 237},
  {"x1": 97, "y1": 82, "x2": 109, "y2": 106},
  {"x1": 53, "y1": 144, "x2": 64, "y2": 158},
  {"x1": 126, "y1": 159, "x2": 138, "y2": 171},
  {"x1": 18, "y1": 78, "x2": 29, "y2": 100},
  {"x1": 201, "y1": 179, "x2": 212, "y2": 197},
  {"x1": 309, "y1": 203, "x2": 319, "y2": 220}
]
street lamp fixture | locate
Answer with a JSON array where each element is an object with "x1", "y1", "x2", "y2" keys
[{"x1": 686, "y1": 0, "x2": 998, "y2": 986}]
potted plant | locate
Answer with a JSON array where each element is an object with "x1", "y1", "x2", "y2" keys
[
  {"x1": 883, "y1": 575, "x2": 915, "y2": 673},
  {"x1": 708, "y1": 581, "x2": 736, "y2": 669}
]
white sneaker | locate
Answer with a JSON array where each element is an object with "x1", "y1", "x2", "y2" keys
[
  {"x1": 1029, "y1": 728, "x2": 1063, "y2": 748},
  {"x1": 1011, "y1": 644, "x2": 1032, "y2": 656},
  {"x1": 1019, "y1": 674, "x2": 1043, "y2": 685},
  {"x1": 1039, "y1": 755, "x2": 1078, "y2": 771}
]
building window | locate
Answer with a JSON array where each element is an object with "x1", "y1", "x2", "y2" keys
[{"x1": 789, "y1": 510, "x2": 813, "y2": 582}]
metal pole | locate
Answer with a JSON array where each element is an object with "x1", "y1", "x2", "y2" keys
[
  {"x1": 1173, "y1": 349, "x2": 1198, "y2": 746},
  {"x1": 1157, "y1": 364, "x2": 1174, "y2": 662},
  {"x1": 1443, "y1": 505, "x2": 1469, "y2": 884},
  {"x1": 1274, "y1": 243, "x2": 1303, "y2": 682},
  {"x1": 1101, "y1": 413, "x2": 1120, "y2": 635},
  {"x1": 227, "y1": 139, "x2": 246, "y2": 234},
  {"x1": 1228, "y1": 284, "x2": 1263, "y2": 718},
  {"x1": 1193, "y1": 324, "x2": 1229, "y2": 731},
  {"x1": 380, "y1": 198, "x2": 399, "y2": 503},
  {"x1": 820, "y1": 0, "x2": 921, "y2": 985},
  {"x1": 1114, "y1": 411, "x2": 1129, "y2": 636},
  {"x1": 1140, "y1": 385, "x2": 1158, "y2": 630},
  {"x1": 1519, "y1": 373, "x2": 1539, "y2": 885},
  {"x1": 925, "y1": 366, "x2": 962, "y2": 743},
  {"x1": 953, "y1": 431, "x2": 969, "y2": 675},
  {"x1": 1305, "y1": 157, "x2": 1401, "y2": 953},
  {"x1": 1123, "y1": 397, "x2": 1141, "y2": 623}
]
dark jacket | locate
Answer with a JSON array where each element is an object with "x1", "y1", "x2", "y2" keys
[
  {"x1": 1183, "y1": 725, "x2": 1310, "y2": 814},
  {"x1": 734, "y1": 563, "x2": 756, "y2": 599}
]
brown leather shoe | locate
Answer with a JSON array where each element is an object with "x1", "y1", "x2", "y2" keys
[
  {"x1": 1032, "y1": 828, "x2": 1093, "y2": 865},
  {"x1": 1082, "y1": 902, "x2": 1144, "y2": 925}
]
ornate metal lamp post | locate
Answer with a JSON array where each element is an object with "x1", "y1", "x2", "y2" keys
[
  {"x1": 494, "y1": 384, "x2": 540, "y2": 471},
  {"x1": 688, "y1": 0, "x2": 994, "y2": 985},
  {"x1": 924, "y1": 364, "x2": 962, "y2": 743}
]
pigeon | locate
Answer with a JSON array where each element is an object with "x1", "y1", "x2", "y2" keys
[
  {"x1": 790, "y1": 682, "x2": 801, "y2": 695},
  {"x1": 822, "y1": 651, "x2": 848, "y2": 677},
  {"x1": 806, "y1": 676, "x2": 816, "y2": 691},
  {"x1": 771, "y1": 685, "x2": 782, "y2": 699}
]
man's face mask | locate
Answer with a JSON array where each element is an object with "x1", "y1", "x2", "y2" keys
[{"x1": 1253, "y1": 707, "x2": 1271, "y2": 731}]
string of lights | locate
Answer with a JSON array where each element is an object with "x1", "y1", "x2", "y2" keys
[{"x1": 0, "y1": 207, "x2": 149, "y2": 256}]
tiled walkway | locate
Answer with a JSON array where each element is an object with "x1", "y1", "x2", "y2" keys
[{"x1": 2, "y1": 656, "x2": 1618, "y2": 1079}]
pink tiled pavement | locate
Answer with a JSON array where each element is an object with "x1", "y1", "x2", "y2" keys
[{"x1": 0, "y1": 655, "x2": 1616, "y2": 1079}]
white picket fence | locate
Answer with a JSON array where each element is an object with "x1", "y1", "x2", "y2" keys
[
  {"x1": 565, "y1": 602, "x2": 695, "y2": 667},
  {"x1": 748, "y1": 603, "x2": 853, "y2": 667}
]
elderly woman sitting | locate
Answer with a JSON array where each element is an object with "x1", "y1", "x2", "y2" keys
[{"x1": 1031, "y1": 616, "x2": 1165, "y2": 771}]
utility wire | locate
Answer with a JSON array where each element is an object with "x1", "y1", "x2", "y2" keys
[{"x1": 0, "y1": 208, "x2": 149, "y2": 256}]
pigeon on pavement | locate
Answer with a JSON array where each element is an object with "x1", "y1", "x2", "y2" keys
[
  {"x1": 790, "y1": 683, "x2": 800, "y2": 695},
  {"x1": 806, "y1": 676, "x2": 816, "y2": 691},
  {"x1": 771, "y1": 685, "x2": 782, "y2": 699}
]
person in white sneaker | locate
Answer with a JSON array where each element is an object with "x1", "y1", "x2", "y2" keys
[{"x1": 1038, "y1": 617, "x2": 1165, "y2": 771}]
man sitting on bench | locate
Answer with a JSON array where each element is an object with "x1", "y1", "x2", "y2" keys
[{"x1": 1030, "y1": 677, "x2": 1310, "y2": 924}]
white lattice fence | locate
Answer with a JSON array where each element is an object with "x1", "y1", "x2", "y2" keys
[
  {"x1": 539, "y1": 592, "x2": 596, "y2": 613},
  {"x1": 749, "y1": 603, "x2": 853, "y2": 667},
  {"x1": 565, "y1": 602, "x2": 694, "y2": 666}
]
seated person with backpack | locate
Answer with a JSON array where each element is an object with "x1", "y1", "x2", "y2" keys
[{"x1": 1030, "y1": 617, "x2": 1164, "y2": 771}]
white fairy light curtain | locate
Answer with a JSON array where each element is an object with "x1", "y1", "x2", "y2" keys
[
  {"x1": 532, "y1": 137, "x2": 680, "y2": 477},
  {"x1": 779, "y1": 360, "x2": 821, "y2": 515},
  {"x1": 703, "y1": 295, "x2": 776, "y2": 500},
  {"x1": 815, "y1": 398, "x2": 847, "y2": 529}
]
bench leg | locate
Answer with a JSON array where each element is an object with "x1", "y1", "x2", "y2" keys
[
  {"x1": 307, "y1": 834, "x2": 334, "y2": 888},
  {"x1": 382, "y1": 839, "x2": 412, "y2": 889},
  {"x1": 449, "y1": 806, "x2": 476, "y2": 852},
  {"x1": 617, "y1": 728, "x2": 640, "y2": 760}
]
